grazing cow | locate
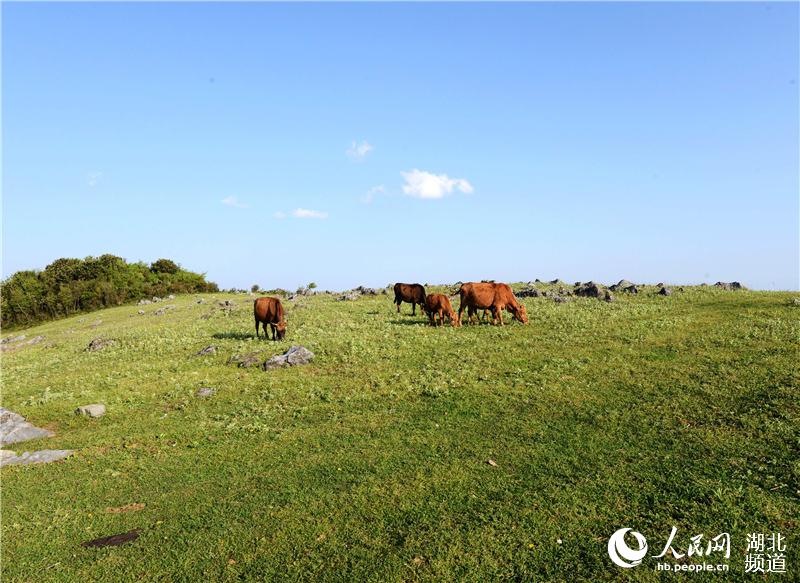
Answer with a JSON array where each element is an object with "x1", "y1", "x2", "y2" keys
[
  {"x1": 454, "y1": 282, "x2": 528, "y2": 325},
  {"x1": 393, "y1": 283, "x2": 426, "y2": 315},
  {"x1": 425, "y1": 293, "x2": 460, "y2": 327},
  {"x1": 254, "y1": 296, "x2": 286, "y2": 340}
]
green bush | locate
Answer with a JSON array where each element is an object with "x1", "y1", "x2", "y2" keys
[{"x1": 0, "y1": 256, "x2": 218, "y2": 329}]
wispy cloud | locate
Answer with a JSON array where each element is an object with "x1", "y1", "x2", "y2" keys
[
  {"x1": 273, "y1": 211, "x2": 287, "y2": 219},
  {"x1": 361, "y1": 185, "x2": 385, "y2": 204},
  {"x1": 346, "y1": 140, "x2": 373, "y2": 161},
  {"x1": 221, "y1": 196, "x2": 248, "y2": 209},
  {"x1": 292, "y1": 208, "x2": 328, "y2": 219},
  {"x1": 400, "y1": 169, "x2": 473, "y2": 200},
  {"x1": 87, "y1": 171, "x2": 103, "y2": 187}
]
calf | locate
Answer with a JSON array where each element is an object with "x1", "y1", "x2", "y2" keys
[
  {"x1": 425, "y1": 293, "x2": 460, "y2": 327},
  {"x1": 393, "y1": 283, "x2": 426, "y2": 315},
  {"x1": 254, "y1": 296, "x2": 286, "y2": 340}
]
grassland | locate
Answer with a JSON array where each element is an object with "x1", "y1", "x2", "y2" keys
[{"x1": 1, "y1": 285, "x2": 798, "y2": 582}]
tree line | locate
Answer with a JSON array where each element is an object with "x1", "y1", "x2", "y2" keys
[{"x1": 1, "y1": 255, "x2": 218, "y2": 329}]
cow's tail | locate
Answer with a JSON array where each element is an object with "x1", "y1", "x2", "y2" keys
[{"x1": 449, "y1": 284, "x2": 464, "y2": 297}]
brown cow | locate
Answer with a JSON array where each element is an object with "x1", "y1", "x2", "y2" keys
[
  {"x1": 454, "y1": 282, "x2": 528, "y2": 325},
  {"x1": 393, "y1": 283, "x2": 426, "y2": 315},
  {"x1": 254, "y1": 297, "x2": 286, "y2": 340},
  {"x1": 424, "y1": 293, "x2": 460, "y2": 327}
]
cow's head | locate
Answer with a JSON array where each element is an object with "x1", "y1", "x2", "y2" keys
[
  {"x1": 276, "y1": 320, "x2": 287, "y2": 340},
  {"x1": 450, "y1": 312, "x2": 461, "y2": 327},
  {"x1": 513, "y1": 304, "x2": 528, "y2": 324}
]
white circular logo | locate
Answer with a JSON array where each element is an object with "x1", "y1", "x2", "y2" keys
[{"x1": 608, "y1": 528, "x2": 648, "y2": 568}]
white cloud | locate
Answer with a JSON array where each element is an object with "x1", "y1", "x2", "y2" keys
[
  {"x1": 273, "y1": 211, "x2": 287, "y2": 219},
  {"x1": 292, "y1": 208, "x2": 328, "y2": 219},
  {"x1": 221, "y1": 196, "x2": 248, "y2": 208},
  {"x1": 87, "y1": 171, "x2": 102, "y2": 187},
  {"x1": 346, "y1": 140, "x2": 373, "y2": 161},
  {"x1": 400, "y1": 169, "x2": 473, "y2": 199},
  {"x1": 361, "y1": 185, "x2": 385, "y2": 204}
]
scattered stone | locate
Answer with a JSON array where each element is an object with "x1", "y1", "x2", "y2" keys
[
  {"x1": 487, "y1": 459, "x2": 498, "y2": 467},
  {"x1": 603, "y1": 291, "x2": 615, "y2": 302},
  {"x1": 609, "y1": 279, "x2": 634, "y2": 292},
  {"x1": 154, "y1": 305, "x2": 176, "y2": 316},
  {"x1": 517, "y1": 286, "x2": 541, "y2": 298},
  {"x1": 152, "y1": 296, "x2": 162, "y2": 303},
  {"x1": 338, "y1": 291, "x2": 360, "y2": 301},
  {"x1": 658, "y1": 286, "x2": 672, "y2": 296},
  {"x1": 549, "y1": 279, "x2": 566, "y2": 286},
  {"x1": 553, "y1": 296, "x2": 572, "y2": 303},
  {"x1": 138, "y1": 310, "x2": 145, "y2": 315},
  {"x1": 714, "y1": 281, "x2": 745, "y2": 291},
  {"x1": 355, "y1": 286, "x2": 378, "y2": 295},
  {"x1": 0, "y1": 335, "x2": 45, "y2": 352},
  {"x1": 81, "y1": 529, "x2": 141, "y2": 548},
  {"x1": 167, "y1": 294, "x2": 176, "y2": 299},
  {"x1": 195, "y1": 345, "x2": 217, "y2": 356},
  {"x1": 623, "y1": 285, "x2": 639, "y2": 294},
  {"x1": 86, "y1": 338, "x2": 114, "y2": 352},
  {"x1": 574, "y1": 281, "x2": 605, "y2": 298},
  {"x1": 263, "y1": 345, "x2": 315, "y2": 370},
  {"x1": 195, "y1": 387, "x2": 217, "y2": 398},
  {"x1": 0, "y1": 408, "x2": 55, "y2": 446},
  {"x1": 75, "y1": 404, "x2": 106, "y2": 418},
  {"x1": 228, "y1": 352, "x2": 262, "y2": 368},
  {"x1": 0, "y1": 449, "x2": 74, "y2": 467},
  {"x1": 137, "y1": 299, "x2": 151, "y2": 306},
  {"x1": 218, "y1": 300, "x2": 236, "y2": 307},
  {"x1": 1, "y1": 335, "x2": 26, "y2": 344},
  {"x1": 196, "y1": 298, "x2": 206, "y2": 304}
]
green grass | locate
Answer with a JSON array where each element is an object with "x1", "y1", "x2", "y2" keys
[{"x1": 1, "y1": 286, "x2": 798, "y2": 581}]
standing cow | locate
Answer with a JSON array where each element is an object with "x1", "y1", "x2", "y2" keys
[
  {"x1": 424, "y1": 293, "x2": 461, "y2": 327},
  {"x1": 393, "y1": 283, "x2": 426, "y2": 315},
  {"x1": 454, "y1": 282, "x2": 528, "y2": 325},
  {"x1": 254, "y1": 296, "x2": 286, "y2": 340}
]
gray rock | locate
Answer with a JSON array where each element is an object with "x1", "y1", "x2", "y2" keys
[
  {"x1": 574, "y1": 282, "x2": 605, "y2": 298},
  {"x1": 355, "y1": 286, "x2": 378, "y2": 295},
  {"x1": 609, "y1": 279, "x2": 634, "y2": 292},
  {"x1": 86, "y1": 338, "x2": 114, "y2": 352},
  {"x1": 338, "y1": 291, "x2": 360, "y2": 301},
  {"x1": 75, "y1": 404, "x2": 106, "y2": 418},
  {"x1": 228, "y1": 352, "x2": 262, "y2": 368},
  {"x1": 138, "y1": 299, "x2": 151, "y2": 306},
  {"x1": 0, "y1": 449, "x2": 74, "y2": 467},
  {"x1": 658, "y1": 286, "x2": 672, "y2": 296},
  {"x1": 152, "y1": 296, "x2": 162, "y2": 303},
  {"x1": 167, "y1": 294, "x2": 176, "y2": 299},
  {"x1": 138, "y1": 310, "x2": 145, "y2": 315},
  {"x1": 517, "y1": 286, "x2": 541, "y2": 298},
  {"x1": 0, "y1": 408, "x2": 55, "y2": 446},
  {"x1": 196, "y1": 345, "x2": 217, "y2": 356},
  {"x1": 195, "y1": 387, "x2": 216, "y2": 398},
  {"x1": 263, "y1": 345, "x2": 315, "y2": 370},
  {"x1": 603, "y1": 291, "x2": 615, "y2": 302},
  {"x1": 553, "y1": 296, "x2": 571, "y2": 303},
  {"x1": 0, "y1": 335, "x2": 45, "y2": 352},
  {"x1": 1, "y1": 335, "x2": 26, "y2": 344},
  {"x1": 714, "y1": 281, "x2": 744, "y2": 291},
  {"x1": 196, "y1": 298, "x2": 206, "y2": 304},
  {"x1": 623, "y1": 285, "x2": 639, "y2": 294}
]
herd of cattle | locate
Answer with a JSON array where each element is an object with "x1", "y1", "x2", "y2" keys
[{"x1": 254, "y1": 282, "x2": 528, "y2": 340}]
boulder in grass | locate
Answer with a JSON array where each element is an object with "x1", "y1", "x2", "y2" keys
[
  {"x1": 714, "y1": 281, "x2": 745, "y2": 291},
  {"x1": 195, "y1": 345, "x2": 217, "y2": 356},
  {"x1": 658, "y1": 286, "x2": 672, "y2": 296},
  {"x1": 86, "y1": 338, "x2": 114, "y2": 352},
  {"x1": 609, "y1": 279, "x2": 634, "y2": 292},
  {"x1": 1, "y1": 449, "x2": 74, "y2": 467},
  {"x1": 228, "y1": 352, "x2": 262, "y2": 368},
  {"x1": 76, "y1": 404, "x2": 106, "y2": 418},
  {"x1": 574, "y1": 282, "x2": 605, "y2": 298},
  {"x1": 263, "y1": 346, "x2": 315, "y2": 371},
  {"x1": 338, "y1": 291, "x2": 360, "y2": 301},
  {"x1": 195, "y1": 387, "x2": 216, "y2": 398},
  {"x1": 0, "y1": 408, "x2": 55, "y2": 446}
]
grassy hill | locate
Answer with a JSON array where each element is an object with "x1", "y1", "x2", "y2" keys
[{"x1": 2, "y1": 286, "x2": 798, "y2": 581}]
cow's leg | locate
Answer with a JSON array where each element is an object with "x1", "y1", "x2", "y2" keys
[
  {"x1": 411, "y1": 302, "x2": 416, "y2": 315},
  {"x1": 396, "y1": 298, "x2": 401, "y2": 313},
  {"x1": 458, "y1": 304, "x2": 465, "y2": 324},
  {"x1": 438, "y1": 309, "x2": 444, "y2": 326},
  {"x1": 493, "y1": 305, "x2": 504, "y2": 326},
  {"x1": 255, "y1": 320, "x2": 260, "y2": 338}
]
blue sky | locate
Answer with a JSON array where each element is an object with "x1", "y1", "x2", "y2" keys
[{"x1": 3, "y1": 2, "x2": 798, "y2": 290}]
